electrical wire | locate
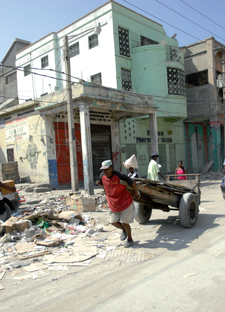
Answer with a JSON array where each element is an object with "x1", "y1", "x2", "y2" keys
[
  {"x1": 156, "y1": 0, "x2": 225, "y2": 43},
  {"x1": 123, "y1": 0, "x2": 225, "y2": 53},
  {"x1": 123, "y1": 0, "x2": 202, "y2": 42},
  {"x1": 179, "y1": 0, "x2": 225, "y2": 32}
]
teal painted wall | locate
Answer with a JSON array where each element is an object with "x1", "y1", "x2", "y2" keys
[
  {"x1": 120, "y1": 117, "x2": 185, "y2": 177},
  {"x1": 131, "y1": 45, "x2": 186, "y2": 118}
]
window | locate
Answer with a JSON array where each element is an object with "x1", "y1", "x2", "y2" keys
[
  {"x1": 41, "y1": 55, "x2": 48, "y2": 68},
  {"x1": 91, "y1": 73, "x2": 102, "y2": 85},
  {"x1": 5, "y1": 72, "x2": 17, "y2": 84},
  {"x1": 185, "y1": 70, "x2": 208, "y2": 88},
  {"x1": 24, "y1": 64, "x2": 31, "y2": 76},
  {"x1": 89, "y1": 34, "x2": 98, "y2": 49},
  {"x1": 141, "y1": 35, "x2": 158, "y2": 46},
  {"x1": 69, "y1": 42, "x2": 79, "y2": 58},
  {"x1": 121, "y1": 68, "x2": 132, "y2": 91},
  {"x1": 7, "y1": 148, "x2": 14, "y2": 162},
  {"x1": 167, "y1": 67, "x2": 185, "y2": 96},
  {"x1": 118, "y1": 27, "x2": 130, "y2": 57}
]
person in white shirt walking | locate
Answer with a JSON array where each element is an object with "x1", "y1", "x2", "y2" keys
[{"x1": 147, "y1": 153, "x2": 165, "y2": 181}]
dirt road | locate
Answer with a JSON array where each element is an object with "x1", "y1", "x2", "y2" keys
[{"x1": 1, "y1": 180, "x2": 225, "y2": 312}]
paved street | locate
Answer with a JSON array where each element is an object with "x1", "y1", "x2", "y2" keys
[{"x1": 1, "y1": 180, "x2": 225, "y2": 312}]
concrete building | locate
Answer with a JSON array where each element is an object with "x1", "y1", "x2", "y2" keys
[
  {"x1": 15, "y1": 0, "x2": 187, "y2": 178},
  {"x1": 0, "y1": 38, "x2": 30, "y2": 109},
  {"x1": 0, "y1": 83, "x2": 157, "y2": 194},
  {"x1": 183, "y1": 37, "x2": 225, "y2": 173}
]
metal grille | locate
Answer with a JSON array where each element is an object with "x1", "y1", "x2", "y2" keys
[
  {"x1": 167, "y1": 67, "x2": 185, "y2": 96},
  {"x1": 88, "y1": 34, "x2": 98, "y2": 49},
  {"x1": 141, "y1": 35, "x2": 158, "y2": 46},
  {"x1": 41, "y1": 56, "x2": 48, "y2": 68},
  {"x1": 5, "y1": 72, "x2": 17, "y2": 84},
  {"x1": 24, "y1": 65, "x2": 31, "y2": 76},
  {"x1": 69, "y1": 42, "x2": 79, "y2": 58},
  {"x1": 118, "y1": 27, "x2": 130, "y2": 57},
  {"x1": 121, "y1": 68, "x2": 132, "y2": 91},
  {"x1": 91, "y1": 73, "x2": 102, "y2": 85}
]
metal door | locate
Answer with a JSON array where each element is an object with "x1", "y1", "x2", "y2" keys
[{"x1": 54, "y1": 122, "x2": 83, "y2": 185}]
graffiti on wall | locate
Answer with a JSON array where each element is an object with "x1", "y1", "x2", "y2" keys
[
  {"x1": 5, "y1": 116, "x2": 28, "y2": 142},
  {"x1": 26, "y1": 135, "x2": 39, "y2": 170}
]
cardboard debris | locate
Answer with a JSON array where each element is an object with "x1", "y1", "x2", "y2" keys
[
  {"x1": 70, "y1": 197, "x2": 97, "y2": 212},
  {"x1": 0, "y1": 180, "x2": 15, "y2": 195},
  {"x1": 18, "y1": 250, "x2": 51, "y2": 260},
  {"x1": 43, "y1": 252, "x2": 96, "y2": 264},
  {"x1": 23, "y1": 263, "x2": 47, "y2": 272},
  {"x1": 2, "y1": 216, "x2": 18, "y2": 233},
  {"x1": 34, "y1": 235, "x2": 62, "y2": 247},
  {"x1": 15, "y1": 242, "x2": 36, "y2": 254},
  {"x1": 58, "y1": 211, "x2": 82, "y2": 221}
]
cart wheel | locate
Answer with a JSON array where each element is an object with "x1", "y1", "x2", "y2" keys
[
  {"x1": 179, "y1": 193, "x2": 198, "y2": 228},
  {"x1": 134, "y1": 202, "x2": 152, "y2": 223},
  {"x1": 222, "y1": 193, "x2": 225, "y2": 200}
]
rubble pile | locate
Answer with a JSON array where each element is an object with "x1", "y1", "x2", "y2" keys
[
  {"x1": 201, "y1": 171, "x2": 224, "y2": 181},
  {"x1": 0, "y1": 192, "x2": 122, "y2": 291}
]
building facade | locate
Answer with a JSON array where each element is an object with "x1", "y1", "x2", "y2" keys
[
  {"x1": 183, "y1": 37, "x2": 225, "y2": 173},
  {"x1": 14, "y1": 1, "x2": 187, "y2": 179},
  {"x1": 0, "y1": 83, "x2": 157, "y2": 193},
  {"x1": 0, "y1": 38, "x2": 30, "y2": 109}
]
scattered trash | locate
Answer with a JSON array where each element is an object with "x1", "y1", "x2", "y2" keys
[
  {"x1": 0, "y1": 189, "x2": 119, "y2": 285},
  {"x1": 183, "y1": 273, "x2": 197, "y2": 278}
]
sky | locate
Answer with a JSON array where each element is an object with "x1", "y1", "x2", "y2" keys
[{"x1": 0, "y1": 0, "x2": 225, "y2": 60}]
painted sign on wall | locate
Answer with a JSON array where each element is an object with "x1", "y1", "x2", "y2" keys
[{"x1": 5, "y1": 116, "x2": 28, "y2": 142}]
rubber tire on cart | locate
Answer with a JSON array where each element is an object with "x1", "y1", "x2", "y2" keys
[
  {"x1": 179, "y1": 193, "x2": 198, "y2": 228},
  {"x1": 134, "y1": 202, "x2": 152, "y2": 223},
  {"x1": 223, "y1": 193, "x2": 225, "y2": 200},
  {"x1": 0, "y1": 201, "x2": 12, "y2": 235}
]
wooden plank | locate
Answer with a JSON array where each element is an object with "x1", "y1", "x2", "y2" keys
[{"x1": 121, "y1": 181, "x2": 181, "y2": 208}]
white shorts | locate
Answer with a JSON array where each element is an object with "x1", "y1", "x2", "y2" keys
[{"x1": 109, "y1": 201, "x2": 135, "y2": 224}]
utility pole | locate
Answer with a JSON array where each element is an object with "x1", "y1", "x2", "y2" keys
[{"x1": 63, "y1": 35, "x2": 79, "y2": 192}]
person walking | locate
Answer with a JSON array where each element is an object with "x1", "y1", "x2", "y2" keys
[
  {"x1": 175, "y1": 161, "x2": 187, "y2": 180},
  {"x1": 98, "y1": 160, "x2": 140, "y2": 248},
  {"x1": 128, "y1": 167, "x2": 139, "y2": 179},
  {"x1": 147, "y1": 153, "x2": 165, "y2": 181}
]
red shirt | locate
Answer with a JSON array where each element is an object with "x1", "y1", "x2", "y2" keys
[{"x1": 100, "y1": 171, "x2": 133, "y2": 212}]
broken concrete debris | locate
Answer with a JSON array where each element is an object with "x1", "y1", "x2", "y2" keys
[
  {"x1": 201, "y1": 170, "x2": 224, "y2": 181},
  {"x1": 0, "y1": 190, "x2": 123, "y2": 289}
]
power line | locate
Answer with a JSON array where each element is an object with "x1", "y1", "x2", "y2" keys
[
  {"x1": 180, "y1": 0, "x2": 225, "y2": 32},
  {"x1": 156, "y1": 0, "x2": 225, "y2": 43},
  {"x1": 123, "y1": 0, "x2": 202, "y2": 42}
]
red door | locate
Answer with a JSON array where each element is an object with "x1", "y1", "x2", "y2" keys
[{"x1": 54, "y1": 122, "x2": 83, "y2": 185}]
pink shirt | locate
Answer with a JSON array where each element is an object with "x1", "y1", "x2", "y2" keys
[{"x1": 176, "y1": 168, "x2": 186, "y2": 180}]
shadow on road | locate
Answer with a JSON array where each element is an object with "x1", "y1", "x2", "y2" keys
[
  {"x1": 200, "y1": 181, "x2": 221, "y2": 187},
  {"x1": 133, "y1": 213, "x2": 223, "y2": 251}
]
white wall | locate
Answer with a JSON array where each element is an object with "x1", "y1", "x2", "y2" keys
[{"x1": 16, "y1": 3, "x2": 117, "y2": 104}]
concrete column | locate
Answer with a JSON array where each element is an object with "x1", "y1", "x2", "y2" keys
[
  {"x1": 111, "y1": 119, "x2": 121, "y2": 171},
  {"x1": 211, "y1": 126, "x2": 221, "y2": 172},
  {"x1": 79, "y1": 103, "x2": 94, "y2": 195},
  {"x1": 207, "y1": 38, "x2": 221, "y2": 170},
  {"x1": 149, "y1": 112, "x2": 158, "y2": 154}
]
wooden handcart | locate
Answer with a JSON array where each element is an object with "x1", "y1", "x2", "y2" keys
[{"x1": 121, "y1": 174, "x2": 201, "y2": 228}]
